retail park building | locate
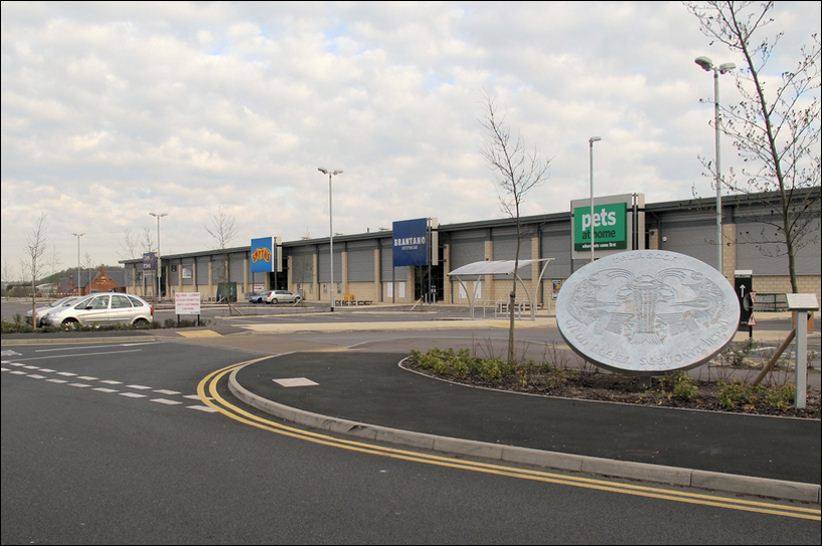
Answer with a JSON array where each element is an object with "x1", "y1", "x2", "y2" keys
[{"x1": 121, "y1": 189, "x2": 821, "y2": 308}]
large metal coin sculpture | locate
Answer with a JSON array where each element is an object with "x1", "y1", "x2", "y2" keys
[{"x1": 556, "y1": 250, "x2": 739, "y2": 374}]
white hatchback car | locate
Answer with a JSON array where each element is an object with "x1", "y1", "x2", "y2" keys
[
  {"x1": 264, "y1": 290, "x2": 302, "y2": 304},
  {"x1": 41, "y1": 293, "x2": 154, "y2": 329}
]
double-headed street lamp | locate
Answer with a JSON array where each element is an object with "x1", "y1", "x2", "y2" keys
[
  {"x1": 588, "y1": 136, "x2": 602, "y2": 263},
  {"x1": 695, "y1": 55, "x2": 735, "y2": 276},
  {"x1": 71, "y1": 232, "x2": 84, "y2": 295},
  {"x1": 148, "y1": 212, "x2": 168, "y2": 303},
  {"x1": 318, "y1": 168, "x2": 343, "y2": 312}
]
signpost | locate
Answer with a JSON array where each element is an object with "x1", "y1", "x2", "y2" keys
[{"x1": 174, "y1": 292, "x2": 202, "y2": 326}]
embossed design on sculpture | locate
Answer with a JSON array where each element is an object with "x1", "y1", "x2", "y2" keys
[{"x1": 567, "y1": 268, "x2": 725, "y2": 345}]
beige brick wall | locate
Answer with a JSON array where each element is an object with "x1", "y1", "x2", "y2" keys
[{"x1": 753, "y1": 275, "x2": 821, "y2": 304}]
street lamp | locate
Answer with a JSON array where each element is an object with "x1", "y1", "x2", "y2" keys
[
  {"x1": 695, "y1": 56, "x2": 735, "y2": 276},
  {"x1": 148, "y1": 212, "x2": 168, "y2": 304},
  {"x1": 588, "y1": 136, "x2": 602, "y2": 263},
  {"x1": 72, "y1": 232, "x2": 84, "y2": 295},
  {"x1": 318, "y1": 168, "x2": 343, "y2": 312}
]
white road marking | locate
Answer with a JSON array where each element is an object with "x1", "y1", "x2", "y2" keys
[
  {"x1": 150, "y1": 398, "x2": 182, "y2": 406},
  {"x1": 14, "y1": 349, "x2": 143, "y2": 362},
  {"x1": 273, "y1": 377, "x2": 319, "y2": 388},
  {"x1": 187, "y1": 405, "x2": 218, "y2": 413},
  {"x1": 5, "y1": 363, "x2": 217, "y2": 418}
]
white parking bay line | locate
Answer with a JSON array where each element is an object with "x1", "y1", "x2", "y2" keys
[
  {"x1": 126, "y1": 384, "x2": 152, "y2": 390},
  {"x1": 150, "y1": 398, "x2": 182, "y2": 406},
  {"x1": 153, "y1": 389, "x2": 181, "y2": 395},
  {"x1": 119, "y1": 392, "x2": 147, "y2": 399},
  {"x1": 100, "y1": 380, "x2": 122, "y2": 385},
  {"x1": 67, "y1": 383, "x2": 92, "y2": 388},
  {"x1": 77, "y1": 376, "x2": 99, "y2": 381},
  {"x1": 93, "y1": 388, "x2": 119, "y2": 393}
]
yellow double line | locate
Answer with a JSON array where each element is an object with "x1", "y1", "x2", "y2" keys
[{"x1": 198, "y1": 359, "x2": 821, "y2": 522}]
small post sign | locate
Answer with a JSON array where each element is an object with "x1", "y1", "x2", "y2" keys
[{"x1": 174, "y1": 292, "x2": 202, "y2": 326}]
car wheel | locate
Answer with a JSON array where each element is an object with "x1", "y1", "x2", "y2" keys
[
  {"x1": 133, "y1": 318, "x2": 150, "y2": 329},
  {"x1": 295, "y1": 296, "x2": 302, "y2": 304},
  {"x1": 272, "y1": 299, "x2": 279, "y2": 304},
  {"x1": 61, "y1": 318, "x2": 80, "y2": 330}
]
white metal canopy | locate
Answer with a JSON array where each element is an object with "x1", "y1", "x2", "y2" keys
[
  {"x1": 447, "y1": 259, "x2": 554, "y2": 319},
  {"x1": 448, "y1": 259, "x2": 550, "y2": 277}
]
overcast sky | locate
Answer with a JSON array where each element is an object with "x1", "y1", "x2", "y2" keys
[{"x1": 2, "y1": 1, "x2": 820, "y2": 278}]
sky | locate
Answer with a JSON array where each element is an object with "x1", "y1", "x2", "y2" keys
[{"x1": 2, "y1": 1, "x2": 820, "y2": 279}]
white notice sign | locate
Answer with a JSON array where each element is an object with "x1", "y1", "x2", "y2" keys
[{"x1": 175, "y1": 292, "x2": 201, "y2": 315}]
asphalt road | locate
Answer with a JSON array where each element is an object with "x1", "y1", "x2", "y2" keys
[{"x1": 2, "y1": 340, "x2": 820, "y2": 544}]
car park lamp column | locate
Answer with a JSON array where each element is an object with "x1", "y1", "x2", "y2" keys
[
  {"x1": 318, "y1": 168, "x2": 343, "y2": 312},
  {"x1": 149, "y1": 212, "x2": 168, "y2": 305},
  {"x1": 72, "y1": 232, "x2": 84, "y2": 295},
  {"x1": 695, "y1": 56, "x2": 735, "y2": 276},
  {"x1": 588, "y1": 136, "x2": 601, "y2": 263}
]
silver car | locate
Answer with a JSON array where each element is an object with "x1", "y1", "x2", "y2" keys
[
  {"x1": 264, "y1": 290, "x2": 302, "y2": 304},
  {"x1": 26, "y1": 296, "x2": 80, "y2": 326},
  {"x1": 41, "y1": 293, "x2": 154, "y2": 329}
]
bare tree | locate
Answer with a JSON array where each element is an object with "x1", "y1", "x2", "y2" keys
[
  {"x1": 205, "y1": 206, "x2": 239, "y2": 289},
  {"x1": 25, "y1": 214, "x2": 48, "y2": 327},
  {"x1": 482, "y1": 95, "x2": 551, "y2": 364},
  {"x1": 685, "y1": 1, "x2": 821, "y2": 292}
]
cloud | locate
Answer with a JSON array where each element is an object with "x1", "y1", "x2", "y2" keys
[{"x1": 1, "y1": 1, "x2": 819, "y2": 276}]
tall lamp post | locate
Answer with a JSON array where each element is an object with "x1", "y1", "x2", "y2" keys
[
  {"x1": 588, "y1": 136, "x2": 602, "y2": 263},
  {"x1": 72, "y1": 232, "x2": 85, "y2": 295},
  {"x1": 695, "y1": 56, "x2": 735, "y2": 276},
  {"x1": 318, "y1": 168, "x2": 343, "y2": 312},
  {"x1": 149, "y1": 212, "x2": 168, "y2": 304}
]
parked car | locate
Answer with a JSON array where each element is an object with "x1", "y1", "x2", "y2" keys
[
  {"x1": 264, "y1": 290, "x2": 302, "y2": 304},
  {"x1": 26, "y1": 296, "x2": 80, "y2": 326},
  {"x1": 247, "y1": 291, "x2": 269, "y2": 304},
  {"x1": 41, "y1": 293, "x2": 154, "y2": 329}
]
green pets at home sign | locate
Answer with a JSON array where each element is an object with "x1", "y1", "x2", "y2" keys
[{"x1": 573, "y1": 203, "x2": 627, "y2": 251}]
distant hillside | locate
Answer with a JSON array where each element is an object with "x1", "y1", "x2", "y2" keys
[{"x1": 40, "y1": 266, "x2": 123, "y2": 285}]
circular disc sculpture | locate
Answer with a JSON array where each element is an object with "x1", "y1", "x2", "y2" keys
[{"x1": 556, "y1": 250, "x2": 740, "y2": 374}]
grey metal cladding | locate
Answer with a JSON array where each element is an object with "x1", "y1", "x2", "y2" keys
[
  {"x1": 316, "y1": 245, "x2": 343, "y2": 283},
  {"x1": 736, "y1": 219, "x2": 821, "y2": 275},
  {"x1": 493, "y1": 235, "x2": 531, "y2": 279},
  {"x1": 348, "y1": 246, "x2": 374, "y2": 281},
  {"x1": 196, "y1": 257, "x2": 209, "y2": 284},
  {"x1": 541, "y1": 229, "x2": 571, "y2": 278},
  {"x1": 449, "y1": 230, "x2": 485, "y2": 269},
  {"x1": 658, "y1": 220, "x2": 715, "y2": 266},
  {"x1": 381, "y1": 245, "x2": 394, "y2": 279},
  {"x1": 229, "y1": 252, "x2": 246, "y2": 283},
  {"x1": 290, "y1": 250, "x2": 314, "y2": 283}
]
